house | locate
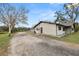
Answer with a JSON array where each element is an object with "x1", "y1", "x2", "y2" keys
[{"x1": 32, "y1": 21, "x2": 74, "y2": 37}]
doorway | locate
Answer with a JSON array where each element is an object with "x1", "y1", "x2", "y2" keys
[{"x1": 40, "y1": 27, "x2": 43, "y2": 34}]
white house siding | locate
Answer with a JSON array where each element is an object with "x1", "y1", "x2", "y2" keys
[
  {"x1": 33, "y1": 22, "x2": 73, "y2": 37},
  {"x1": 56, "y1": 25, "x2": 65, "y2": 36},
  {"x1": 34, "y1": 23, "x2": 57, "y2": 36}
]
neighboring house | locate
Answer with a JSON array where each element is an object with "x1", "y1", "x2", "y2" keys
[{"x1": 32, "y1": 21, "x2": 74, "y2": 37}]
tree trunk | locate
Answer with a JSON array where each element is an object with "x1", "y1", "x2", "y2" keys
[
  {"x1": 72, "y1": 20, "x2": 75, "y2": 32},
  {"x1": 8, "y1": 25, "x2": 12, "y2": 36}
]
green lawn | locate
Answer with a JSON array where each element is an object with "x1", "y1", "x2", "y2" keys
[
  {"x1": 45, "y1": 32, "x2": 79, "y2": 44},
  {"x1": 61, "y1": 32, "x2": 79, "y2": 44},
  {"x1": 0, "y1": 32, "x2": 12, "y2": 55},
  {"x1": 35, "y1": 31, "x2": 79, "y2": 44}
]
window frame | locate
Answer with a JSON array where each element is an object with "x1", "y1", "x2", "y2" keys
[
  {"x1": 63, "y1": 27, "x2": 65, "y2": 31},
  {"x1": 58, "y1": 26, "x2": 61, "y2": 30}
]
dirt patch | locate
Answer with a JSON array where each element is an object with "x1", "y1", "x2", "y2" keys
[{"x1": 8, "y1": 32, "x2": 79, "y2": 56}]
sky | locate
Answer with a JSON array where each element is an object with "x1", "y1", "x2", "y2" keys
[
  {"x1": 11, "y1": 3, "x2": 65, "y2": 28},
  {"x1": 0, "y1": 3, "x2": 65, "y2": 28}
]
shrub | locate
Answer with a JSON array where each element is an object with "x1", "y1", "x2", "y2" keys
[
  {"x1": 74, "y1": 23, "x2": 79, "y2": 32},
  {"x1": 12, "y1": 27, "x2": 30, "y2": 33},
  {"x1": 0, "y1": 26, "x2": 8, "y2": 32},
  {"x1": 0, "y1": 26, "x2": 30, "y2": 33}
]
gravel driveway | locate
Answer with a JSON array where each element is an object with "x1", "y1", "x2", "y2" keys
[{"x1": 8, "y1": 32, "x2": 79, "y2": 56}]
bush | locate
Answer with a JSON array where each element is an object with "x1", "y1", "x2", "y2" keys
[
  {"x1": 12, "y1": 27, "x2": 30, "y2": 33},
  {"x1": 0, "y1": 26, "x2": 8, "y2": 32},
  {"x1": 0, "y1": 26, "x2": 30, "y2": 33},
  {"x1": 75, "y1": 23, "x2": 79, "y2": 32}
]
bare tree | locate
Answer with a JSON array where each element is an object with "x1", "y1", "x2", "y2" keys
[{"x1": 0, "y1": 3, "x2": 28, "y2": 36}]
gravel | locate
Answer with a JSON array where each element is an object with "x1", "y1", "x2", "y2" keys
[{"x1": 8, "y1": 32, "x2": 79, "y2": 56}]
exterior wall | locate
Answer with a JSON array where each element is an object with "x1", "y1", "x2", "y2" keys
[
  {"x1": 56, "y1": 25, "x2": 65, "y2": 36},
  {"x1": 33, "y1": 22, "x2": 73, "y2": 37},
  {"x1": 56, "y1": 25, "x2": 74, "y2": 37},
  {"x1": 65, "y1": 27, "x2": 74, "y2": 34},
  {"x1": 34, "y1": 23, "x2": 57, "y2": 36}
]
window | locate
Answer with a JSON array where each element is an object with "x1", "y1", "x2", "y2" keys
[
  {"x1": 63, "y1": 27, "x2": 65, "y2": 31},
  {"x1": 58, "y1": 26, "x2": 61, "y2": 30}
]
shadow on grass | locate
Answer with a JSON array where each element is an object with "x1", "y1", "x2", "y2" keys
[{"x1": 0, "y1": 32, "x2": 7, "y2": 34}]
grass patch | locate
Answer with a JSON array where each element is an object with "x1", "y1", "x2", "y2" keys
[
  {"x1": 30, "y1": 31, "x2": 79, "y2": 44},
  {"x1": 61, "y1": 32, "x2": 79, "y2": 44},
  {"x1": 26, "y1": 31, "x2": 79, "y2": 44},
  {"x1": 0, "y1": 32, "x2": 12, "y2": 55},
  {"x1": 41, "y1": 32, "x2": 79, "y2": 44}
]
